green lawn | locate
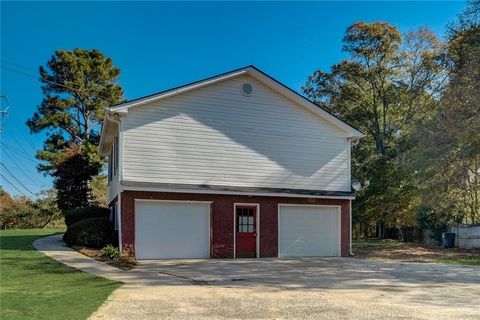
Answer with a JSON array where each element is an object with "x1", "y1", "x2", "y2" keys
[
  {"x1": 435, "y1": 256, "x2": 480, "y2": 266},
  {"x1": 0, "y1": 229, "x2": 121, "y2": 320}
]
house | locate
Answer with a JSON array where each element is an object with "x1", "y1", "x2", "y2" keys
[{"x1": 98, "y1": 66, "x2": 364, "y2": 259}]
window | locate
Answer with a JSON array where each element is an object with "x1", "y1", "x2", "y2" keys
[
  {"x1": 236, "y1": 207, "x2": 255, "y2": 233},
  {"x1": 114, "y1": 202, "x2": 119, "y2": 231},
  {"x1": 108, "y1": 148, "x2": 113, "y2": 182},
  {"x1": 108, "y1": 136, "x2": 119, "y2": 182},
  {"x1": 113, "y1": 137, "x2": 119, "y2": 175},
  {"x1": 109, "y1": 202, "x2": 119, "y2": 231}
]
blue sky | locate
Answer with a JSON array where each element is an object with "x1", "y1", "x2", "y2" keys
[{"x1": 0, "y1": 1, "x2": 467, "y2": 197}]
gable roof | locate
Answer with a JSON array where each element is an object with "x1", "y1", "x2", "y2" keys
[{"x1": 99, "y1": 66, "x2": 364, "y2": 155}]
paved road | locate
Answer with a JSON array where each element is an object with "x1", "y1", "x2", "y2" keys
[{"x1": 90, "y1": 258, "x2": 480, "y2": 320}]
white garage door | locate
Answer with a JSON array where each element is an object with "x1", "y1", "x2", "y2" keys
[
  {"x1": 135, "y1": 200, "x2": 210, "y2": 259},
  {"x1": 279, "y1": 205, "x2": 341, "y2": 257}
]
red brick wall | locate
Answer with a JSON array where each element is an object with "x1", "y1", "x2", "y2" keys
[{"x1": 120, "y1": 191, "x2": 351, "y2": 258}]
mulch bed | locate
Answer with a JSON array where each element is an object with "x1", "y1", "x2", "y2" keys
[
  {"x1": 353, "y1": 241, "x2": 480, "y2": 263},
  {"x1": 71, "y1": 246, "x2": 136, "y2": 270}
]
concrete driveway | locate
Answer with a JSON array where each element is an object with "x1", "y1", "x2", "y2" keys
[{"x1": 90, "y1": 258, "x2": 480, "y2": 320}]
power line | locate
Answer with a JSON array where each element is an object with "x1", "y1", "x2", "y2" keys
[
  {"x1": 5, "y1": 132, "x2": 33, "y2": 157},
  {"x1": 9, "y1": 112, "x2": 38, "y2": 150},
  {"x1": 0, "y1": 96, "x2": 9, "y2": 133},
  {"x1": 1, "y1": 141, "x2": 35, "y2": 158},
  {"x1": 1, "y1": 62, "x2": 350, "y2": 142},
  {"x1": 1, "y1": 61, "x2": 357, "y2": 146},
  {"x1": 0, "y1": 162, "x2": 36, "y2": 196},
  {"x1": 1, "y1": 95, "x2": 38, "y2": 150},
  {"x1": 1, "y1": 143, "x2": 39, "y2": 164},
  {"x1": 1, "y1": 63, "x2": 118, "y2": 99},
  {"x1": 0, "y1": 172, "x2": 31, "y2": 199},
  {"x1": 1, "y1": 142, "x2": 31, "y2": 158},
  {"x1": 1, "y1": 148, "x2": 44, "y2": 189},
  {"x1": 0, "y1": 95, "x2": 36, "y2": 155},
  {"x1": 1, "y1": 59, "x2": 37, "y2": 73},
  {"x1": 0, "y1": 65, "x2": 81, "y2": 93},
  {"x1": 1, "y1": 62, "x2": 119, "y2": 145}
]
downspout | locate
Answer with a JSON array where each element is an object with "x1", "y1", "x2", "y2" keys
[
  {"x1": 105, "y1": 111, "x2": 123, "y2": 251},
  {"x1": 105, "y1": 110, "x2": 121, "y2": 125},
  {"x1": 349, "y1": 137, "x2": 359, "y2": 256},
  {"x1": 349, "y1": 199, "x2": 353, "y2": 256}
]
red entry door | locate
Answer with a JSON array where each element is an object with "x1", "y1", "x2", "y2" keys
[{"x1": 236, "y1": 206, "x2": 257, "y2": 258}]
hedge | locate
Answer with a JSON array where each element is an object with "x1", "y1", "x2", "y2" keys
[
  {"x1": 63, "y1": 218, "x2": 116, "y2": 248},
  {"x1": 64, "y1": 207, "x2": 110, "y2": 226}
]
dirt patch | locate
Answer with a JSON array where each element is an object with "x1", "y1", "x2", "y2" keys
[
  {"x1": 353, "y1": 240, "x2": 480, "y2": 264},
  {"x1": 71, "y1": 245, "x2": 136, "y2": 270}
]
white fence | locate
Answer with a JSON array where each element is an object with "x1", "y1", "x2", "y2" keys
[{"x1": 447, "y1": 224, "x2": 480, "y2": 249}]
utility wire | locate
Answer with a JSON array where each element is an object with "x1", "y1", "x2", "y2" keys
[
  {"x1": 1, "y1": 65, "x2": 83, "y2": 94},
  {"x1": 1, "y1": 143, "x2": 38, "y2": 164},
  {"x1": 0, "y1": 162, "x2": 36, "y2": 196},
  {"x1": 0, "y1": 95, "x2": 46, "y2": 191},
  {"x1": 0, "y1": 95, "x2": 9, "y2": 133},
  {"x1": 1, "y1": 60, "x2": 355, "y2": 144},
  {"x1": 5, "y1": 133, "x2": 33, "y2": 157},
  {"x1": 1, "y1": 148, "x2": 44, "y2": 189},
  {"x1": 0, "y1": 172, "x2": 31, "y2": 199},
  {"x1": 0, "y1": 96, "x2": 38, "y2": 156},
  {"x1": 1, "y1": 62, "x2": 348, "y2": 142},
  {"x1": 1, "y1": 141, "x2": 34, "y2": 159},
  {"x1": 10, "y1": 112, "x2": 38, "y2": 150},
  {"x1": 1, "y1": 64, "x2": 118, "y2": 100},
  {"x1": 1, "y1": 141, "x2": 35, "y2": 158},
  {"x1": 1, "y1": 95, "x2": 38, "y2": 150},
  {"x1": 1, "y1": 59, "x2": 37, "y2": 72},
  {"x1": 1, "y1": 62, "x2": 119, "y2": 144}
]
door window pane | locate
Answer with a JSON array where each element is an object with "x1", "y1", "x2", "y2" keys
[{"x1": 236, "y1": 206, "x2": 256, "y2": 233}]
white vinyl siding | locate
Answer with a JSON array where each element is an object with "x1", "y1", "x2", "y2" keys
[{"x1": 122, "y1": 75, "x2": 351, "y2": 192}]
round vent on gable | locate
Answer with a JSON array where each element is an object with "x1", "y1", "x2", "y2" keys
[{"x1": 241, "y1": 82, "x2": 253, "y2": 96}]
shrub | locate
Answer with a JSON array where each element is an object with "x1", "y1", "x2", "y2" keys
[
  {"x1": 0, "y1": 189, "x2": 63, "y2": 229},
  {"x1": 103, "y1": 244, "x2": 121, "y2": 260},
  {"x1": 64, "y1": 207, "x2": 109, "y2": 226},
  {"x1": 63, "y1": 218, "x2": 115, "y2": 248}
]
